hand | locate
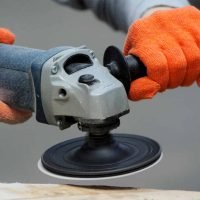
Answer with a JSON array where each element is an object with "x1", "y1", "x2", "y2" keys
[
  {"x1": 124, "y1": 6, "x2": 200, "y2": 101},
  {"x1": 0, "y1": 28, "x2": 32, "y2": 124}
]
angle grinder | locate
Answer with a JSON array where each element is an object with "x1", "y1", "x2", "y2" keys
[{"x1": 0, "y1": 44, "x2": 162, "y2": 181}]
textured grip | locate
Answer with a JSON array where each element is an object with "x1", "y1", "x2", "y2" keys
[
  {"x1": 0, "y1": 44, "x2": 73, "y2": 124},
  {"x1": 0, "y1": 44, "x2": 44, "y2": 111}
]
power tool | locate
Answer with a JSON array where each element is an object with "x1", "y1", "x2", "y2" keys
[{"x1": 0, "y1": 44, "x2": 162, "y2": 181}]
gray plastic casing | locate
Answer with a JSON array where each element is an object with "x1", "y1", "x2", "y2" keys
[{"x1": 41, "y1": 46, "x2": 129, "y2": 127}]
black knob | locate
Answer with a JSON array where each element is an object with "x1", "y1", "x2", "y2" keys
[{"x1": 79, "y1": 74, "x2": 95, "y2": 85}]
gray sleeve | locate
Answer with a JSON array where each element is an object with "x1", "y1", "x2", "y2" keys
[{"x1": 55, "y1": 0, "x2": 190, "y2": 32}]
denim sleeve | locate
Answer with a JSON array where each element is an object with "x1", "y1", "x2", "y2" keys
[{"x1": 55, "y1": 0, "x2": 190, "y2": 32}]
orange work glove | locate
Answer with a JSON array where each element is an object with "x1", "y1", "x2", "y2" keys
[
  {"x1": 0, "y1": 28, "x2": 32, "y2": 124},
  {"x1": 124, "y1": 6, "x2": 200, "y2": 101}
]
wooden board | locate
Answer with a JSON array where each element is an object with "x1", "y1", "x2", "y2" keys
[{"x1": 0, "y1": 183, "x2": 200, "y2": 200}]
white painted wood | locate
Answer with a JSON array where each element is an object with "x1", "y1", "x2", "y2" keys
[{"x1": 0, "y1": 183, "x2": 200, "y2": 200}]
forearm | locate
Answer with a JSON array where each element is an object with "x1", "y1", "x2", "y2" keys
[
  {"x1": 85, "y1": 0, "x2": 190, "y2": 31},
  {"x1": 59, "y1": 0, "x2": 190, "y2": 32}
]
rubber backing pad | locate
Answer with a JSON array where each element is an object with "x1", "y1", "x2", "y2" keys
[{"x1": 41, "y1": 134, "x2": 161, "y2": 178}]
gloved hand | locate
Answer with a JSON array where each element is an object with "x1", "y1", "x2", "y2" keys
[
  {"x1": 124, "y1": 6, "x2": 200, "y2": 101},
  {"x1": 0, "y1": 28, "x2": 32, "y2": 124}
]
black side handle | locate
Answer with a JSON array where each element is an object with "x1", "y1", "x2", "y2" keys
[{"x1": 103, "y1": 46, "x2": 146, "y2": 94}]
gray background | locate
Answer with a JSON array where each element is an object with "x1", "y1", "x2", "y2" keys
[{"x1": 0, "y1": 0, "x2": 200, "y2": 191}]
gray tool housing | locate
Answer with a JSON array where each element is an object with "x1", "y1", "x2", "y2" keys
[{"x1": 41, "y1": 46, "x2": 129, "y2": 129}]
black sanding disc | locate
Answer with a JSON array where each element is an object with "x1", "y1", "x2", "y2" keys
[{"x1": 41, "y1": 134, "x2": 161, "y2": 178}]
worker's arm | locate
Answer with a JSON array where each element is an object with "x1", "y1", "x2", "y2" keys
[{"x1": 55, "y1": 0, "x2": 190, "y2": 32}]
